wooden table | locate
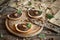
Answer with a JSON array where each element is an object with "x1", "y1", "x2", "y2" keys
[{"x1": 0, "y1": 6, "x2": 60, "y2": 40}]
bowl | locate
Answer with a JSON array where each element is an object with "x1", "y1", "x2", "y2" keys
[
  {"x1": 7, "y1": 13, "x2": 22, "y2": 20},
  {"x1": 15, "y1": 22, "x2": 32, "y2": 33},
  {"x1": 27, "y1": 9, "x2": 42, "y2": 19}
]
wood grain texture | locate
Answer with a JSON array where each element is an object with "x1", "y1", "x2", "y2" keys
[{"x1": 0, "y1": 0, "x2": 60, "y2": 40}]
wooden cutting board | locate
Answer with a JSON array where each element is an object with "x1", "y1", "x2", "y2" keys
[
  {"x1": 5, "y1": 10, "x2": 43, "y2": 37},
  {"x1": 5, "y1": 19, "x2": 43, "y2": 37}
]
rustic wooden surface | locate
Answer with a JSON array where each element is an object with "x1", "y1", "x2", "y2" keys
[
  {"x1": 0, "y1": 0, "x2": 60, "y2": 40},
  {"x1": 0, "y1": 6, "x2": 60, "y2": 40}
]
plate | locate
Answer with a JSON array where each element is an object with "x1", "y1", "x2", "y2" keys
[{"x1": 5, "y1": 19, "x2": 43, "y2": 37}]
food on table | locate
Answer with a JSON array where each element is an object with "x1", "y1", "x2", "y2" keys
[
  {"x1": 16, "y1": 23, "x2": 32, "y2": 31},
  {"x1": 28, "y1": 9, "x2": 42, "y2": 18},
  {"x1": 8, "y1": 9, "x2": 22, "y2": 18},
  {"x1": 9, "y1": 13, "x2": 22, "y2": 18},
  {"x1": 29, "y1": 10, "x2": 42, "y2": 16}
]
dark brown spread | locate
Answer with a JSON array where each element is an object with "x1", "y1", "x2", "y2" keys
[
  {"x1": 10, "y1": 13, "x2": 22, "y2": 18},
  {"x1": 29, "y1": 10, "x2": 42, "y2": 16},
  {"x1": 17, "y1": 24, "x2": 30, "y2": 31}
]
